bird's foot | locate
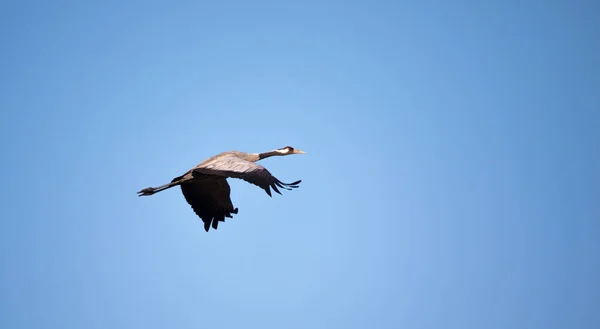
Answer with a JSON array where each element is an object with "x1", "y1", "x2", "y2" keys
[{"x1": 137, "y1": 187, "x2": 155, "y2": 196}]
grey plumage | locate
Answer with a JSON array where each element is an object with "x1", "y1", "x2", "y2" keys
[{"x1": 138, "y1": 146, "x2": 305, "y2": 232}]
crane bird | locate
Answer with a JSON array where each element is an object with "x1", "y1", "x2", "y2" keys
[{"x1": 137, "y1": 146, "x2": 305, "y2": 232}]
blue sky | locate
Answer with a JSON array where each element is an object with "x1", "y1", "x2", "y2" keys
[{"x1": 1, "y1": 1, "x2": 599, "y2": 328}]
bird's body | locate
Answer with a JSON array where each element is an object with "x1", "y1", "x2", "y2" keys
[{"x1": 138, "y1": 146, "x2": 305, "y2": 232}]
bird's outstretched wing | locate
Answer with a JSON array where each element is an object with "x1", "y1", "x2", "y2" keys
[
  {"x1": 192, "y1": 155, "x2": 301, "y2": 196},
  {"x1": 180, "y1": 177, "x2": 238, "y2": 232}
]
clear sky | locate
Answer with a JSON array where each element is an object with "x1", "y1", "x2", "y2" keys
[{"x1": 1, "y1": 1, "x2": 598, "y2": 328}]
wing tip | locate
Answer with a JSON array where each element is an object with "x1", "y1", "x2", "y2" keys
[{"x1": 275, "y1": 179, "x2": 302, "y2": 190}]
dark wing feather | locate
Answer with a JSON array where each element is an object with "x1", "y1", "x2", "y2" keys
[
  {"x1": 192, "y1": 155, "x2": 301, "y2": 197},
  {"x1": 180, "y1": 177, "x2": 238, "y2": 232}
]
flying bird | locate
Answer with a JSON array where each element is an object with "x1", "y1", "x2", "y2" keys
[{"x1": 137, "y1": 146, "x2": 305, "y2": 232}]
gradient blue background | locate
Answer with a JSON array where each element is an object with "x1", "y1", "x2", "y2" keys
[{"x1": 1, "y1": 1, "x2": 598, "y2": 328}]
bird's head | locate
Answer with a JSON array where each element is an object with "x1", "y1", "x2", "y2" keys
[{"x1": 275, "y1": 146, "x2": 306, "y2": 155}]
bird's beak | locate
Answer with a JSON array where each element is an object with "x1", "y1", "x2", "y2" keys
[{"x1": 293, "y1": 149, "x2": 306, "y2": 154}]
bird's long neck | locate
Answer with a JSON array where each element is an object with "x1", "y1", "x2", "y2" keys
[{"x1": 257, "y1": 150, "x2": 281, "y2": 161}]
